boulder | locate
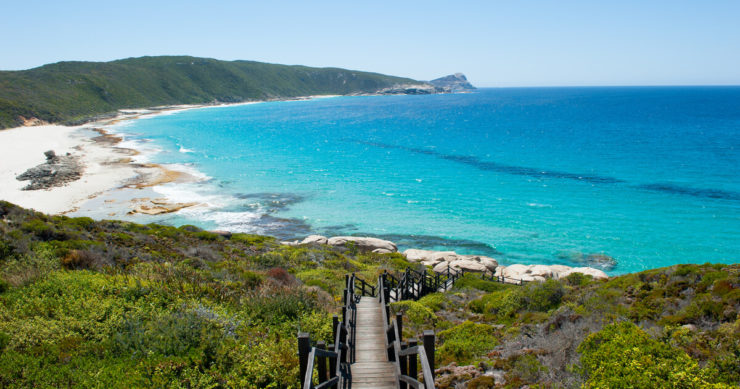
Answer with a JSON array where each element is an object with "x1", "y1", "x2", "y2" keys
[
  {"x1": 548, "y1": 265, "x2": 573, "y2": 279},
  {"x1": 433, "y1": 261, "x2": 453, "y2": 273},
  {"x1": 404, "y1": 249, "x2": 442, "y2": 262},
  {"x1": 460, "y1": 255, "x2": 498, "y2": 271},
  {"x1": 528, "y1": 265, "x2": 554, "y2": 278},
  {"x1": 327, "y1": 236, "x2": 398, "y2": 253},
  {"x1": 300, "y1": 235, "x2": 328, "y2": 245},
  {"x1": 280, "y1": 240, "x2": 300, "y2": 246},
  {"x1": 372, "y1": 248, "x2": 394, "y2": 254},
  {"x1": 501, "y1": 264, "x2": 531, "y2": 279},
  {"x1": 559, "y1": 267, "x2": 608, "y2": 280},
  {"x1": 457, "y1": 259, "x2": 488, "y2": 272}
]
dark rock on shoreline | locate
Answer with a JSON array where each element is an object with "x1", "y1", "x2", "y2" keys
[{"x1": 16, "y1": 150, "x2": 83, "y2": 190}]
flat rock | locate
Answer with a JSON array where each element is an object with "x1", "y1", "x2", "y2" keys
[
  {"x1": 559, "y1": 267, "x2": 608, "y2": 280},
  {"x1": 301, "y1": 235, "x2": 328, "y2": 245},
  {"x1": 327, "y1": 236, "x2": 398, "y2": 253}
]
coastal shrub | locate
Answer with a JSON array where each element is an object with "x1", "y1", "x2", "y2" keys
[
  {"x1": 60, "y1": 249, "x2": 108, "y2": 270},
  {"x1": 563, "y1": 271, "x2": 593, "y2": 286},
  {"x1": 0, "y1": 239, "x2": 13, "y2": 260},
  {"x1": 454, "y1": 273, "x2": 510, "y2": 292},
  {"x1": 577, "y1": 321, "x2": 729, "y2": 388},
  {"x1": 194, "y1": 231, "x2": 221, "y2": 241},
  {"x1": 21, "y1": 219, "x2": 62, "y2": 241},
  {"x1": 225, "y1": 332, "x2": 299, "y2": 389},
  {"x1": 471, "y1": 288, "x2": 522, "y2": 318},
  {"x1": 243, "y1": 286, "x2": 323, "y2": 324},
  {"x1": 113, "y1": 308, "x2": 231, "y2": 360},
  {"x1": 437, "y1": 321, "x2": 497, "y2": 365},
  {"x1": 231, "y1": 233, "x2": 275, "y2": 247},
  {"x1": 508, "y1": 353, "x2": 548, "y2": 384},
  {"x1": 296, "y1": 268, "x2": 345, "y2": 296},
  {"x1": 266, "y1": 267, "x2": 297, "y2": 286},
  {"x1": 65, "y1": 216, "x2": 95, "y2": 231},
  {"x1": 418, "y1": 293, "x2": 447, "y2": 311},
  {"x1": 178, "y1": 224, "x2": 203, "y2": 233},
  {"x1": 521, "y1": 279, "x2": 565, "y2": 312},
  {"x1": 391, "y1": 300, "x2": 437, "y2": 326}
]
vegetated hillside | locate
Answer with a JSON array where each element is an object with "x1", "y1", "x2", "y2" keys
[
  {"x1": 0, "y1": 56, "x2": 420, "y2": 129},
  {"x1": 0, "y1": 201, "x2": 737, "y2": 388}
]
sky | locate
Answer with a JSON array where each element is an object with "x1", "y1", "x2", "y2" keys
[{"x1": 1, "y1": 0, "x2": 739, "y2": 87}]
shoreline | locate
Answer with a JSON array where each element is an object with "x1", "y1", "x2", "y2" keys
[{"x1": 0, "y1": 96, "x2": 340, "y2": 216}]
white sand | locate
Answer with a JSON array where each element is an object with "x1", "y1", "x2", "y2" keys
[
  {"x1": 0, "y1": 95, "x2": 341, "y2": 216},
  {"x1": 0, "y1": 124, "x2": 140, "y2": 214}
]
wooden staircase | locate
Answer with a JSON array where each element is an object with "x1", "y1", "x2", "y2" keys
[{"x1": 352, "y1": 297, "x2": 397, "y2": 389}]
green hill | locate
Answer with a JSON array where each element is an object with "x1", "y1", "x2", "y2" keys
[{"x1": 0, "y1": 56, "x2": 421, "y2": 129}]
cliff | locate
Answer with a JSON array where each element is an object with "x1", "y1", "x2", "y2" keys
[{"x1": 429, "y1": 73, "x2": 477, "y2": 92}]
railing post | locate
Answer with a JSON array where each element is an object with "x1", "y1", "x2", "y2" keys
[
  {"x1": 409, "y1": 338, "x2": 418, "y2": 383},
  {"x1": 340, "y1": 325, "x2": 348, "y2": 364},
  {"x1": 298, "y1": 332, "x2": 311, "y2": 387},
  {"x1": 396, "y1": 312, "x2": 403, "y2": 343},
  {"x1": 423, "y1": 330, "x2": 435, "y2": 380},
  {"x1": 316, "y1": 341, "x2": 328, "y2": 384},
  {"x1": 328, "y1": 343, "x2": 337, "y2": 378},
  {"x1": 332, "y1": 315, "x2": 339, "y2": 343},
  {"x1": 399, "y1": 341, "x2": 408, "y2": 389}
]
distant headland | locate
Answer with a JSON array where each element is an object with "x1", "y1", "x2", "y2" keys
[{"x1": 0, "y1": 56, "x2": 474, "y2": 130}]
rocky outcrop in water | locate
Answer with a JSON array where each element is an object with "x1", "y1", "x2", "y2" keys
[
  {"x1": 16, "y1": 150, "x2": 83, "y2": 190},
  {"x1": 429, "y1": 73, "x2": 476, "y2": 92}
]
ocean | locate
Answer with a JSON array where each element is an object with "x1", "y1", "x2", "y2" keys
[{"x1": 93, "y1": 87, "x2": 740, "y2": 274}]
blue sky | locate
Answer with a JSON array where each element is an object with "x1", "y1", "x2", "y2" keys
[{"x1": 1, "y1": 0, "x2": 739, "y2": 86}]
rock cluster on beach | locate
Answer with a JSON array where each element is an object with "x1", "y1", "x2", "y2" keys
[
  {"x1": 16, "y1": 150, "x2": 83, "y2": 190},
  {"x1": 281, "y1": 235, "x2": 609, "y2": 281}
]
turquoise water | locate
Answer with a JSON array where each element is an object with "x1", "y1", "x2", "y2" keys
[{"x1": 112, "y1": 87, "x2": 740, "y2": 274}]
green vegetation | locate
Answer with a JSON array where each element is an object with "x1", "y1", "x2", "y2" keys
[
  {"x1": 0, "y1": 200, "x2": 737, "y2": 388},
  {"x1": 0, "y1": 56, "x2": 420, "y2": 128},
  {"x1": 422, "y1": 262, "x2": 740, "y2": 388},
  {"x1": 578, "y1": 322, "x2": 731, "y2": 388},
  {"x1": 0, "y1": 201, "x2": 408, "y2": 388}
]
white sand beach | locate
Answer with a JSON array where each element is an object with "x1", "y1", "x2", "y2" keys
[
  {"x1": 0, "y1": 123, "x2": 142, "y2": 214},
  {"x1": 0, "y1": 97, "x2": 340, "y2": 216}
]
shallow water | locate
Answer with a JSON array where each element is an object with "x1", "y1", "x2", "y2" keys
[{"x1": 89, "y1": 88, "x2": 740, "y2": 274}]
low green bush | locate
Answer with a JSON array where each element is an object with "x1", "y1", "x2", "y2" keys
[
  {"x1": 391, "y1": 300, "x2": 437, "y2": 326},
  {"x1": 578, "y1": 321, "x2": 731, "y2": 388},
  {"x1": 437, "y1": 321, "x2": 497, "y2": 365}
]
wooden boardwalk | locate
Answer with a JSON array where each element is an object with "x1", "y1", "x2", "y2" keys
[{"x1": 352, "y1": 296, "x2": 397, "y2": 389}]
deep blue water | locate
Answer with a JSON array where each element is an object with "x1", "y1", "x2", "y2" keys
[{"x1": 110, "y1": 87, "x2": 740, "y2": 274}]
